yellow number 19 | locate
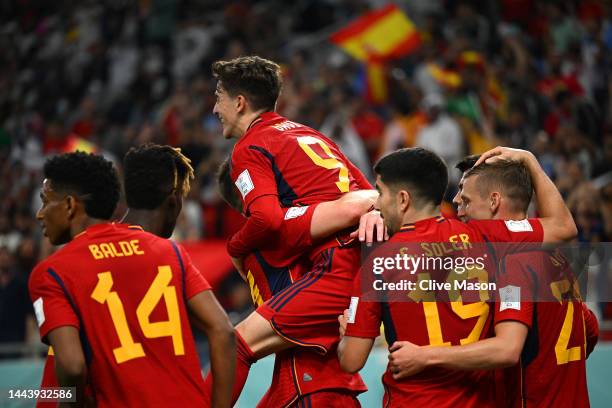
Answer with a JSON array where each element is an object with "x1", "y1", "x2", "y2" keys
[{"x1": 91, "y1": 266, "x2": 184, "y2": 364}]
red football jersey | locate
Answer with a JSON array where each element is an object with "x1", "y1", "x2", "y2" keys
[
  {"x1": 345, "y1": 216, "x2": 544, "y2": 407},
  {"x1": 229, "y1": 111, "x2": 371, "y2": 258},
  {"x1": 242, "y1": 206, "x2": 366, "y2": 406},
  {"x1": 494, "y1": 250, "x2": 591, "y2": 408},
  {"x1": 29, "y1": 223, "x2": 211, "y2": 407},
  {"x1": 231, "y1": 112, "x2": 370, "y2": 209}
]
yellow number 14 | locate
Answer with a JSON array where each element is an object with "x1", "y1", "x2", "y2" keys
[{"x1": 91, "y1": 266, "x2": 184, "y2": 364}]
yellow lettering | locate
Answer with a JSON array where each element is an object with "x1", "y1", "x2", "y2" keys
[
  {"x1": 89, "y1": 244, "x2": 104, "y2": 260},
  {"x1": 100, "y1": 243, "x2": 115, "y2": 258},
  {"x1": 109, "y1": 242, "x2": 124, "y2": 257},
  {"x1": 130, "y1": 240, "x2": 144, "y2": 255},
  {"x1": 421, "y1": 243, "x2": 433, "y2": 257},
  {"x1": 119, "y1": 241, "x2": 134, "y2": 256}
]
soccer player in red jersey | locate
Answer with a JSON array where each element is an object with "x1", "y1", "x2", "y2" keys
[
  {"x1": 29, "y1": 150, "x2": 235, "y2": 407},
  {"x1": 338, "y1": 147, "x2": 578, "y2": 407},
  {"x1": 217, "y1": 158, "x2": 374, "y2": 406},
  {"x1": 207, "y1": 55, "x2": 374, "y2": 403},
  {"x1": 388, "y1": 150, "x2": 598, "y2": 407}
]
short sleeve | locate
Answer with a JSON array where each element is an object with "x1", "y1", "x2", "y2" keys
[
  {"x1": 468, "y1": 219, "x2": 544, "y2": 243},
  {"x1": 28, "y1": 263, "x2": 80, "y2": 344},
  {"x1": 493, "y1": 256, "x2": 534, "y2": 329},
  {"x1": 344, "y1": 273, "x2": 382, "y2": 339},
  {"x1": 178, "y1": 245, "x2": 212, "y2": 299},
  {"x1": 231, "y1": 145, "x2": 278, "y2": 214}
]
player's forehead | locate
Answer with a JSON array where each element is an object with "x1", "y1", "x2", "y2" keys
[{"x1": 460, "y1": 174, "x2": 479, "y2": 197}]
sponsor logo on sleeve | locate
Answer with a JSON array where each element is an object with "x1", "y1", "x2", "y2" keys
[
  {"x1": 33, "y1": 297, "x2": 45, "y2": 327},
  {"x1": 284, "y1": 206, "x2": 309, "y2": 220},
  {"x1": 499, "y1": 285, "x2": 521, "y2": 311},
  {"x1": 235, "y1": 169, "x2": 255, "y2": 198},
  {"x1": 347, "y1": 297, "x2": 359, "y2": 324},
  {"x1": 504, "y1": 219, "x2": 533, "y2": 232}
]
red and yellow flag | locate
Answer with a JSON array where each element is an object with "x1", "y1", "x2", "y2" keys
[
  {"x1": 330, "y1": 4, "x2": 421, "y2": 104},
  {"x1": 330, "y1": 4, "x2": 421, "y2": 62}
]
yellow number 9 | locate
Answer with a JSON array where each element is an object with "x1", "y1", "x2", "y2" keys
[{"x1": 297, "y1": 136, "x2": 349, "y2": 192}]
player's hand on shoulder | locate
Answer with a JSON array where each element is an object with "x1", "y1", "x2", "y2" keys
[
  {"x1": 350, "y1": 210, "x2": 387, "y2": 245},
  {"x1": 388, "y1": 341, "x2": 427, "y2": 380}
]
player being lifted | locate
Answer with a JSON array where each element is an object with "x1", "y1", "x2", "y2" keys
[
  {"x1": 218, "y1": 157, "x2": 378, "y2": 406},
  {"x1": 338, "y1": 147, "x2": 577, "y2": 407},
  {"x1": 387, "y1": 149, "x2": 599, "y2": 407},
  {"x1": 29, "y1": 149, "x2": 235, "y2": 407},
  {"x1": 206, "y1": 55, "x2": 374, "y2": 404}
]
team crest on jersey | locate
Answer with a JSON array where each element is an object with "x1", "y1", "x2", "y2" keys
[
  {"x1": 284, "y1": 206, "x2": 309, "y2": 220},
  {"x1": 33, "y1": 297, "x2": 45, "y2": 327},
  {"x1": 499, "y1": 285, "x2": 521, "y2": 311},
  {"x1": 235, "y1": 169, "x2": 255, "y2": 198},
  {"x1": 504, "y1": 219, "x2": 533, "y2": 232}
]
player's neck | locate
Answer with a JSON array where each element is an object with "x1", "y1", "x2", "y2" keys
[
  {"x1": 495, "y1": 210, "x2": 527, "y2": 220},
  {"x1": 122, "y1": 209, "x2": 165, "y2": 237},
  {"x1": 70, "y1": 216, "x2": 107, "y2": 239},
  {"x1": 401, "y1": 205, "x2": 440, "y2": 225},
  {"x1": 236, "y1": 109, "x2": 268, "y2": 138}
]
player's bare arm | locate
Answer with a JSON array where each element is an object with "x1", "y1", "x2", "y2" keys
[
  {"x1": 311, "y1": 189, "x2": 378, "y2": 239},
  {"x1": 475, "y1": 147, "x2": 577, "y2": 242},
  {"x1": 188, "y1": 291, "x2": 236, "y2": 408},
  {"x1": 47, "y1": 326, "x2": 87, "y2": 408},
  {"x1": 388, "y1": 321, "x2": 528, "y2": 379},
  {"x1": 337, "y1": 335, "x2": 375, "y2": 374}
]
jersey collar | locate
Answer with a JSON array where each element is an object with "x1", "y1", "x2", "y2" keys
[{"x1": 400, "y1": 215, "x2": 446, "y2": 232}]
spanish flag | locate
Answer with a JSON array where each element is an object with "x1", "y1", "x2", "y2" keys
[
  {"x1": 330, "y1": 4, "x2": 421, "y2": 104},
  {"x1": 330, "y1": 4, "x2": 421, "y2": 62}
]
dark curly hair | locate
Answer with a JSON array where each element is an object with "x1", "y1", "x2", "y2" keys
[
  {"x1": 43, "y1": 151, "x2": 120, "y2": 219},
  {"x1": 123, "y1": 143, "x2": 194, "y2": 210},
  {"x1": 212, "y1": 56, "x2": 282, "y2": 111}
]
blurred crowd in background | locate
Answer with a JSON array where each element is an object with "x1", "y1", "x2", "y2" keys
[{"x1": 1, "y1": 0, "x2": 612, "y2": 357}]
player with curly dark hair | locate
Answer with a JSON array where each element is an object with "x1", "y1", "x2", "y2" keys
[
  {"x1": 30, "y1": 150, "x2": 235, "y2": 408},
  {"x1": 122, "y1": 143, "x2": 195, "y2": 238},
  {"x1": 38, "y1": 151, "x2": 120, "y2": 245}
]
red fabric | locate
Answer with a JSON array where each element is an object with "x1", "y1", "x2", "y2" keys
[
  {"x1": 229, "y1": 112, "x2": 367, "y2": 259},
  {"x1": 182, "y1": 240, "x2": 234, "y2": 289},
  {"x1": 243, "y1": 245, "x2": 366, "y2": 406},
  {"x1": 346, "y1": 216, "x2": 544, "y2": 407},
  {"x1": 28, "y1": 224, "x2": 208, "y2": 407},
  {"x1": 227, "y1": 195, "x2": 286, "y2": 258},
  {"x1": 203, "y1": 330, "x2": 254, "y2": 407},
  {"x1": 494, "y1": 251, "x2": 591, "y2": 408},
  {"x1": 257, "y1": 245, "x2": 361, "y2": 354},
  {"x1": 36, "y1": 352, "x2": 58, "y2": 408}
]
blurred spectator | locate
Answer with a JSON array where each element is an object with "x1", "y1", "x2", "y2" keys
[
  {"x1": 0, "y1": 246, "x2": 35, "y2": 358},
  {"x1": 415, "y1": 94, "x2": 464, "y2": 184}
]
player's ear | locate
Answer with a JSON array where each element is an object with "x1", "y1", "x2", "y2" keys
[
  {"x1": 65, "y1": 195, "x2": 78, "y2": 220},
  {"x1": 236, "y1": 94, "x2": 247, "y2": 113},
  {"x1": 490, "y1": 191, "x2": 501, "y2": 214},
  {"x1": 398, "y1": 190, "x2": 410, "y2": 212}
]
